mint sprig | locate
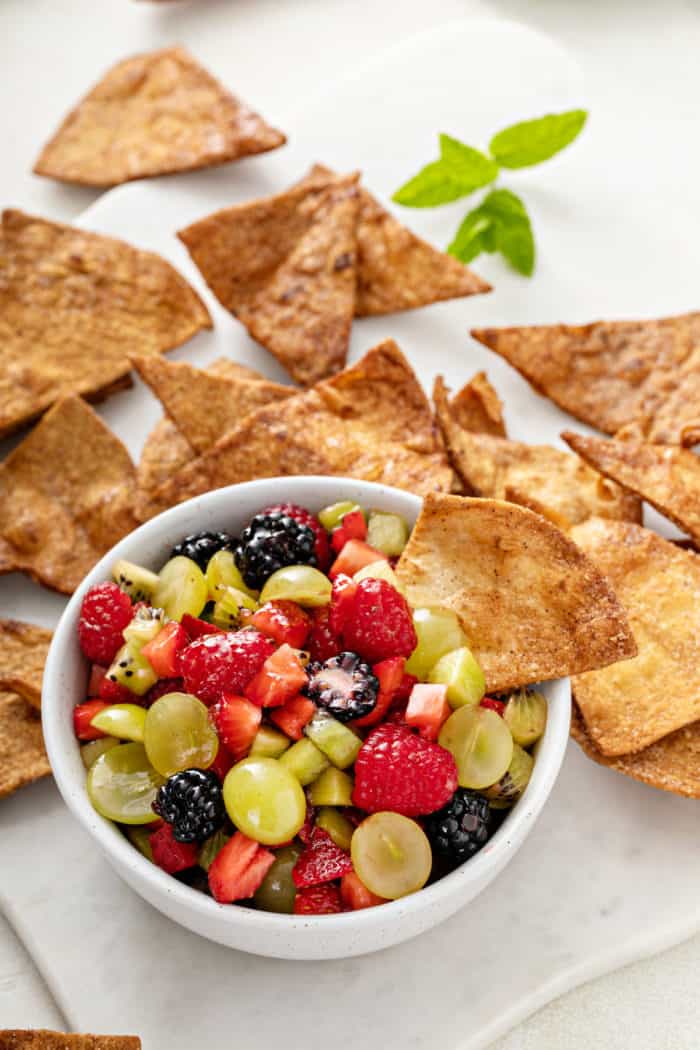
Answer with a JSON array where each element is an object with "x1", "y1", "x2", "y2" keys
[{"x1": 392, "y1": 109, "x2": 588, "y2": 276}]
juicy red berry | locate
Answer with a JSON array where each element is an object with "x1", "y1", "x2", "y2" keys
[
  {"x1": 340, "y1": 578, "x2": 417, "y2": 664},
  {"x1": 353, "y1": 723, "x2": 458, "y2": 817},
  {"x1": 394, "y1": 673, "x2": 419, "y2": 702},
  {"x1": 262, "y1": 503, "x2": 331, "y2": 571},
  {"x1": 298, "y1": 803, "x2": 316, "y2": 845},
  {"x1": 250, "y1": 600, "x2": 311, "y2": 649},
  {"x1": 180, "y1": 614, "x2": 224, "y2": 640},
  {"x1": 97, "y1": 676, "x2": 134, "y2": 704},
  {"x1": 293, "y1": 882, "x2": 343, "y2": 915},
  {"x1": 208, "y1": 743, "x2": 235, "y2": 782},
  {"x1": 149, "y1": 822, "x2": 199, "y2": 874},
  {"x1": 73, "y1": 700, "x2": 109, "y2": 740},
  {"x1": 328, "y1": 574, "x2": 357, "y2": 636},
  {"x1": 292, "y1": 826, "x2": 353, "y2": 888},
  {"x1": 77, "y1": 583, "x2": 133, "y2": 665},
  {"x1": 307, "y1": 607, "x2": 342, "y2": 663},
  {"x1": 177, "y1": 629, "x2": 275, "y2": 705},
  {"x1": 480, "y1": 697, "x2": 505, "y2": 716},
  {"x1": 142, "y1": 677, "x2": 184, "y2": 707}
]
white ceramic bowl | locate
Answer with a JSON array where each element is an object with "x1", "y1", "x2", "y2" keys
[{"x1": 44, "y1": 476, "x2": 571, "y2": 960}]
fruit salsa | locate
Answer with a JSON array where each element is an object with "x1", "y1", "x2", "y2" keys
[{"x1": 74, "y1": 501, "x2": 546, "y2": 915}]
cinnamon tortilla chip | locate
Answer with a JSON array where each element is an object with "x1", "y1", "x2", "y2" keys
[
  {"x1": 395, "y1": 493, "x2": 636, "y2": 692},
  {"x1": 449, "y1": 371, "x2": 506, "y2": 436},
  {"x1": 471, "y1": 313, "x2": 700, "y2": 445},
  {"x1": 571, "y1": 703, "x2": 700, "y2": 799},
  {"x1": 33, "y1": 46, "x2": 284, "y2": 187},
  {"x1": 0, "y1": 209, "x2": 211, "y2": 438},
  {"x1": 563, "y1": 431, "x2": 700, "y2": 546},
  {"x1": 434, "y1": 378, "x2": 641, "y2": 528},
  {"x1": 179, "y1": 174, "x2": 360, "y2": 386},
  {"x1": 571, "y1": 518, "x2": 700, "y2": 755},
  {"x1": 0, "y1": 398, "x2": 138, "y2": 594},
  {"x1": 139, "y1": 340, "x2": 452, "y2": 519},
  {"x1": 0, "y1": 620, "x2": 52, "y2": 711},
  {"x1": 0, "y1": 1033, "x2": 140, "y2": 1050},
  {"x1": 0, "y1": 693, "x2": 51, "y2": 799}
]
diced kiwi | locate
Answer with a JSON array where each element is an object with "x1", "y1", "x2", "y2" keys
[
  {"x1": 304, "y1": 713, "x2": 362, "y2": 769},
  {"x1": 106, "y1": 641, "x2": 158, "y2": 696},
  {"x1": 308, "y1": 766, "x2": 354, "y2": 806},
  {"x1": 209, "y1": 585, "x2": 258, "y2": 630},
  {"x1": 205, "y1": 549, "x2": 258, "y2": 601},
  {"x1": 250, "y1": 725, "x2": 291, "y2": 758},
  {"x1": 198, "y1": 829, "x2": 231, "y2": 872},
  {"x1": 316, "y1": 807, "x2": 355, "y2": 851},
  {"x1": 122, "y1": 605, "x2": 166, "y2": 646},
  {"x1": 112, "y1": 559, "x2": 160, "y2": 603},
  {"x1": 279, "y1": 737, "x2": 329, "y2": 785},
  {"x1": 503, "y1": 688, "x2": 547, "y2": 747},
  {"x1": 429, "y1": 646, "x2": 485, "y2": 708},
  {"x1": 366, "y1": 511, "x2": 409, "y2": 556},
  {"x1": 484, "y1": 743, "x2": 534, "y2": 806}
]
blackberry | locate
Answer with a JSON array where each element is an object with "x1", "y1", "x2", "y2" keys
[
  {"x1": 424, "y1": 789, "x2": 492, "y2": 862},
  {"x1": 169, "y1": 531, "x2": 234, "y2": 572},
  {"x1": 234, "y1": 512, "x2": 316, "y2": 590},
  {"x1": 305, "y1": 651, "x2": 378, "y2": 722},
  {"x1": 153, "y1": 769, "x2": 225, "y2": 843}
]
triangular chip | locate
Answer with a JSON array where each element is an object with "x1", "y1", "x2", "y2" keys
[
  {"x1": 448, "y1": 371, "x2": 506, "y2": 436},
  {"x1": 434, "y1": 378, "x2": 641, "y2": 528},
  {"x1": 0, "y1": 620, "x2": 52, "y2": 711},
  {"x1": 395, "y1": 493, "x2": 636, "y2": 692},
  {"x1": 0, "y1": 693, "x2": 51, "y2": 799},
  {"x1": 563, "y1": 431, "x2": 700, "y2": 546},
  {"x1": 179, "y1": 174, "x2": 360, "y2": 386},
  {"x1": 0, "y1": 209, "x2": 211, "y2": 438},
  {"x1": 570, "y1": 517, "x2": 700, "y2": 755},
  {"x1": 0, "y1": 1033, "x2": 140, "y2": 1050},
  {"x1": 138, "y1": 340, "x2": 452, "y2": 519},
  {"x1": 299, "y1": 164, "x2": 490, "y2": 315},
  {"x1": 33, "y1": 46, "x2": 285, "y2": 187},
  {"x1": 471, "y1": 313, "x2": 700, "y2": 445},
  {"x1": 571, "y1": 703, "x2": 700, "y2": 799},
  {"x1": 131, "y1": 354, "x2": 294, "y2": 455},
  {"x1": 0, "y1": 398, "x2": 138, "y2": 594}
]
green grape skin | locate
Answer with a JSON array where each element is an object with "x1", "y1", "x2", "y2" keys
[
  {"x1": 351, "y1": 812, "x2": 432, "y2": 899},
  {"x1": 352, "y1": 560, "x2": 402, "y2": 590},
  {"x1": 404, "y1": 607, "x2": 468, "y2": 679},
  {"x1": 438, "y1": 706, "x2": 513, "y2": 790},
  {"x1": 315, "y1": 807, "x2": 354, "y2": 851},
  {"x1": 259, "y1": 565, "x2": 332, "y2": 607},
  {"x1": 205, "y1": 549, "x2": 258, "y2": 601},
  {"x1": 87, "y1": 743, "x2": 165, "y2": 825},
  {"x1": 152, "y1": 556, "x2": 208, "y2": 621},
  {"x1": 223, "y1": 757, "x2": 306, "y2": 845},
  {"x1": 80, "y1": 736, "x2": 120, "y2": 769},
  {"x1": 144, "y1": 692, "x2": 219, "y2": 778},
  {"x1": 318, "y1": 501, "x2": 362, "y2": 531},
  {"x1": 253, "y1": 844, "x2": 302, "y2": 913},
  {"x1": 90, "y1": 703, "x2": 147, "y2": 743},
  {"x1": 428, "y1": 647, "x2": 486, "y2": 709}
]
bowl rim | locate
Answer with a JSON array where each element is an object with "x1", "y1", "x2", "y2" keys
[{"x1": 43, "y1": 476, "x2": 571, "y2": 938}]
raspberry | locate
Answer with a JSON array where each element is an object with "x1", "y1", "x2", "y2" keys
[
  {"x1": 177, "y1": 629, "x2": 275, "y2": 705},
  {"x1": 292, "y1": 827, "x2": 352, "y2": 888},
  {"x1": 340, "y1": 578, "x2": 417, "y2": 664},
  {"x1": 263, "y1": 503, "x2": 331, "y2": 571},
  {"x1": 293, "y1": 882, "x2": 343, "y2": 915},
  {"x1": 352, "y1": 723, "x2": 458, "y2": 817},
  {"x1": 78, "y1": 583, "x2": 133, "y2": 665},
  {"x1": 307, "y1": 607, "x2": 341, "y2": 663}
]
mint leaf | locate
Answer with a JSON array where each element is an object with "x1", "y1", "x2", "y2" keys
[
  {"x1": 489, "y1": 109, "x2": 587, "y2": 169},
  {"x1": 449, "y1": 188, "x2": 535, "y2": 276},
  {"x1": 392, "y1": 135, "x2": 497, "y2": 207}
]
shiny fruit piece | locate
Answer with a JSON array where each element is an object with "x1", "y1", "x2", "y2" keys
[
  {"x1": 254, "y1": 844, "x2": 302, "y2": 914},
  {"x1": 149, "y1": 821, "x2": 198, "y2": 873},
  {"x1": 292, "y1": 825, "x2": 352, "y2": 887},
  {"x1": 429, "y1": 647, "x2": 486, "y2": 709},
  {"x1": 210, "y1": 586, "x2": 259, "y2": 631},
  {"x1": 198, "y1": 829, "x2": 231, "y2": 872},
  {"x1": 122, "y1": 605, "x2": 166, "y2": 646},
  {"x1": 352, "y1": 560, "x2": 403, "y2": 590},
  {"x1": 304, "y1": 712, "x2": 362, "y2": 769},
  {"x1": 404, "y1": 683, "x2": 451, "y2": 741},
  {"x1": 353, "y1": 723, "x2": 458, "y2": 817},
  {"x1": 405, "y1": 607, "x2": 468, "y2": 679},
  {"x1": 125, "y1": 824, "x2": 156, "y2": 863},
  {"x1": 279, "y1": 737, "x2": 329, "y2": 786},
  {"x1": 177, "y1": 629, "x2": 275, "y2": 704},
  {"x1": 329, "y1": 539, "x2": 388, "y2": 579},
  {"x1": 90, "y1": 703, "x2": 147, "y2": 743},
  {"x1": 315, "y1": 807, "x2": 355, "y2": 851},
  {"x1": 484, "y1": 743, "x2": 534, "y2": 806},
  {"x1": 340, "y1": 870, "x2": 386, "y2": 910},
  {"x1": 144, "y1": 692, "x2": 219, "y2": 777},
  {"x1": 259, "y1": 565, "x2": 332, "y2": 607},
  {"x1": 294, "y1": 882, "x2": 343, "y2": 915},
  {"x1": 503, "y1": 688, "x2": 547, "y2": 747},
  {"x1": 244, "y1": 643, "x2": 308, "y2": 708},
  {"x1": 105, "y1": 641, "x2": 158, "y2": 697},
  {"x1": 87, "y1": 742, "x2": 165, "y2": 824},
  {"x1": 205, "y1": 549, "x2": 259, "y2": 601},
  {"x1": 180, "y1": 613, "x2": 224, "y2": 640},
  {"x1": 340, "y1": 577, "x2": 416, "y2": 664},
  {"x1": 308, "y1": 767, "x2": 354, "y2": 807},
  {"x1": 74, "y1": 700, "x2": 109, "y2": 740},
  {"x1": 152, "y1": 556, "x2": 208, "y2": 622},
  {"x1": 223, "y1": 757, "x2": 307, "y2": 845},
  {"x1": 141, "y1": 620, "x2": 188, "y2": 678},
  {"x1": 80, "y1": 736, "x2": 120, "y2": 768},
  {"x1": 439, "y1": 706, "x2": 513, "y2": 790},
  {"x1": 112, "y1": 559, "x2": 160, "y2": 603},
  {"x1": 318, "y1": 501, "x2": 361, "y2": 531},
  {"x1": 269, "y1": 694, "x2": 316, "y2": 740},
  {"x1": 251, "y1": 600, "x2": 311, "y2": 649},
  {"x1": 211, "y1": 694, "x2": 262, "y2": 760},
  {"x1": 250, "y1": 725, "x2": 291, "y2": 758},
  {"x1": 351, "y1": 656, "x2": 406, "y2": 729},
  {"x1": 351, "y1": 812, "x2": 432, "y2": 899},
  {"x1": 366, "y1": 511, "x2": 409, "y2": 557}
]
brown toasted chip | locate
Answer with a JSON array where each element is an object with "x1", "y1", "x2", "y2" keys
[
  {"x1": 0, "y1": 693, "x2": 51, "y2": 799},
  {"x1": 571, "y1": 517, "x2": 700, "y2": 755},
  {"x1": 0, "y1": 397, "x2": 138, "y2": 594},
  {"x1": 33, "y1": 46, "x2": 285, "y2": 187},
  {"x1": 395, "y1": 492, "x2": 636, "y2": 692},
  {"x1": 138, "y1": 340, "x2": 452, "y2": 519},
  {"x1": 0, "y1": 620, "x2": 52, "y2": 711},
  {"x1": 0, "y1": 1033, "x2": 140, "y2": 1050},
  {"x1": 571, "y1": 703, "x2": 700, "y2": 799},
  {"x1": 471, "y1": 313, "x2": 700, "y2": 445},
  {"x1": 563, "y1": 431, "x2": 700, "y2": 546},
  {"x1": 179, "y1": 174, "x2": 360, "y2": 386},
  {"x1": 449, "y1": 371, "x2": 506, "y2": 436},
  {"x1": 0, "y1": 209, "x2": 211, "y2": 438},
  {"x1": 434, "y1": 378, "x2": 641, "y2": 528}
]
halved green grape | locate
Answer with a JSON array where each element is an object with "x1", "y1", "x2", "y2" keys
[
  {"x1": 106, "y1": 641, "x2": 158, "y2": 697},
  {"x1": 429, "y1": 647, "x2": 485, "y2": 709},
  {"x1": 205, "y1": 549, "x2": 259, "y2": 601},
  {"x1": 503, "y1": 688, "x2": 547, "y2": 747},
  {"x1": 210, "y1": 585, "x2": 258, "y2": 630},
  {"x1": 316, "y1": 807, "x2": 355, "y2": 851},
  {"x1": 90, "y1": 703, "x2": 147, "y2": 743},
  {"x1": 87, "y1": 743, "x2": 165, "y2": 825},
  {"x1": 304, "y1": 713, "x2": 362, "y2": 770},
  {"x1": 198, "y1": 829, "x2": 231, "y2": 872},
  {"x1": 259, "y1": 565, "x2": 332, "y2": 607},
  {"x1": 366, "y1": 511, "x2": 409, "y2": 556},
  {"x1": 307, "y1": 766, "x2": 354, "y2": 807},
  {"x1": 404, "y1": 607, "x2": 468, "y2": 679},
  {"x1": 254, "y1": 844, "x2": 301, "y2": 913},
  {"x1": 152, "y1": 556, "x2": 208, "y2": 622},
  {"x1": 250, "y1": 725, "x2": 291, "y2": 758},
  {"x1": 484, "y1": 743, "x2": 534, "y2": 806},
  {"x1": 80, "y1": 736, "x2": 120, "y2": 769},
  {"x1": 122, "y1": 605, "x2": 166, "y2": 646},
  {"x1": 318, "y1": 501, "x2": 362, "y2": 531},
  {"x1": 353, "y1": 560, "x2": 404, "y2": 591},
  {"x1": 112, "y1": 560, "x2": 160, "y2": 603},
  {"x1": 125, "y1": 824, "x2": 156, "y2": 862},
  {"x1": 144, "y1": 692, "x2": 219, "y2": 777},
  {"x1": 223, "y1": 757, "x2": 306, "y2": 845},
  {"x1": 279, "y1": 737, "x2": 329, "y2": 785},
  {"x1": 351, "y1": 812, "x2": 432, "y2": 899},
  {"x1": 439, "y1": 706, "x2": 513, "y2": 790}
]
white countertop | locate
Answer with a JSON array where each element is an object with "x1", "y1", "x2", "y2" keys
[{"x1": 2, "y1": 0, "x2": 700, "y2": 1045}]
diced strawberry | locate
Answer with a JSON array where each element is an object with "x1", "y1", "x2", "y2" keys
[
  {"x1": 97, "y1": 675, "x2": 134, "y2": 704},
  {"x1": 251, "y1": 600, "x2": 311, "y2": 649},
  {"x1": 149, "y1": 823, "x2": 198, "y2": 874},
  {"x1": 351, "y1": 657, "x2": 406, "y2": 728},
  {"x1": 298, "y1": 803, "x2": 316, "y2": 845},
  {"x1": 351, "y1": 688, "x2": 394, "y2": 728},
  {"x1": 141, "y1": 620, "x2": 188, "y2": 678},
  {"x1": 208, "y1": 742, "x2": 235, "y2": 782},
  {"x1": 340, "y1": 871, "x2": 386, "y2": 910},
  {"x1": 244, "y1": 643, "x2": 309, "y2": 708},
  {"x1": 211, "y1": 694, "x2": 262, "y2": 759},
  {"x1": 292, "y1": 826, "x2": 352, "y2": 888},
  {"x1": 331, "y1": 527, "x2": 348, "y2": 554},
  {"x1": 405, "y1": 683, "x2": 451, "y2": 741},
  {"x1": 329, "y1": 539, "x2": 388, "y2": 579},
  {"x1": 87, "y1": 665, "x2": 107, "y2": 697},
  {"x1": 74, "y1": 700, "x2": 109, "y2": 740},
  {"x1": 307, "y1": 606, "x2": 342, "y2": 662},
  {"x1": 269, "y1": 694, "x2": 316, "y2": 740},
  {"x1": 394, "y1": 672, "x2": 419, "y2": 702},
  {"x1": 180, "y1": 614, "x2": 224, "y2": 640},
  {"x1": 328, "y1": 574, "x2": 357, "y2": 636},
  {"x1": 208, "y1": 831, "x2": 275, "y2": 903},
  {"x1": 294, "y1": 883, "x2": 343, "y2": 915},
  {"x1": 480, "y1": 697, "x2": 505, "y2": 716}
]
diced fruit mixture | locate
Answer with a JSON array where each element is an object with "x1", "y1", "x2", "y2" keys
[{"x1": 75, "y1": 501, "x2": 547, "y2": 915}]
